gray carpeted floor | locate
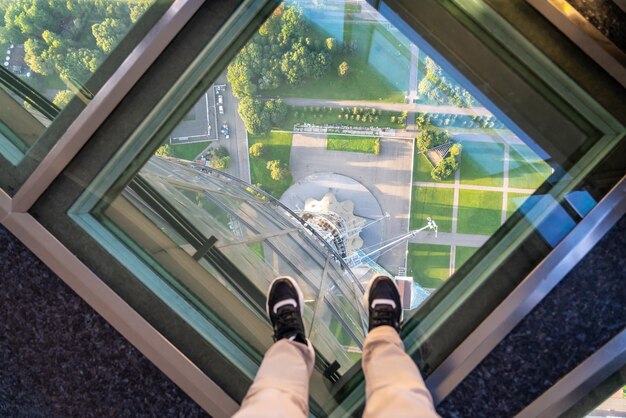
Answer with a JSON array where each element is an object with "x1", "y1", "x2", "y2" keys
[{"x1": 0, "y1": 225, "x2": 208, "y2": 417}]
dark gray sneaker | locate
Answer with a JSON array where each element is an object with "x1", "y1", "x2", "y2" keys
[
  {"x1": 266, "y1": 276, "x2": 307, "y2": 344},
  {"x1": 364, "y1": 275, "x2": 403, "y2": 332}
]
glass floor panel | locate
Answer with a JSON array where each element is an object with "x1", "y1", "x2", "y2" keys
[
  {"x1": 67, "y1": 0, "x2": 621, "y2": 414},
  {"x1": 140, "y1": 0, "x2": 556, "y2": 366},
  {"x1": 0, "y1": 0, "x2": 158, "y2": 165},
  {"x1": 120, "y1": 0, "x2": 556, "y2": 366}
]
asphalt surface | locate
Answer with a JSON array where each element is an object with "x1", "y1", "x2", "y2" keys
[
  {"x1": 213, "y1": 74, "x2": 251, "y2": 183},
  {"x1": 288, "y1": 133, "x2": 413, "y2": 273}
]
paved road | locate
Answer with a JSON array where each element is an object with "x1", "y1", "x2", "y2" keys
[
  {"x1": 289, "y1": 133, "x2": 413, "y2": 273},
  {"x1": 277, "y1": 97, "x2": 493, "y2": 116},
  {"x1": 215, "y1": 74, "x2": 251, "y2": 183},
  {"x1": 412, "y1": 181, "x2": 534, "y2": 195},
  {"x1": 408, "y1": 231, "x2": 489, "y2": 247},
  {"x1": 449, "y1": 166, "x2": 462, "y2": 273},
  {"x1": 455, "y1": 132, "x2": 525, "y2": 146}
]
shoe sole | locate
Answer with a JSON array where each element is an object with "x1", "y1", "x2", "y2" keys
[
  {"x1": 266, "y1": 275, "x2": 305, "y2": 318},
  {"x1": 363, "y1": 274, "x2": 404, "y2": 323}
]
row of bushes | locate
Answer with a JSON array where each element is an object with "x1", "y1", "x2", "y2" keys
[
  {"x1": 416, "y1": 112, "x2": 505, "y2": 130},
  {"x1": 286, "y1": 105, "x2": 406, "y2": 129}
]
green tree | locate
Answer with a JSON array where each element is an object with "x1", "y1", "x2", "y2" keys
[
  {"x1": 238, "y1": 96, "x2": 271, "y2": 134},
  {"x1": 264, "y1": 98, "x2": 287, "y2": 125},
  {"x1": 210, "y1": 155, "x2": 231, "y2": 169},
  {"x1": 338, "y1": 61, "x2": 350, "y2": 77},
  {"x1": 130, "y1": 0, "x2": 153, "y2": 23},
  {"x1": 266, "y1": 159, "x2": 288, "y2": 180},
  {"x1": 211, "y1": 146, "x2": 229, "y2": 159},
  {"x1": 57, "y1": 47, "x2": 102, "y2": 82},
  {"x1": 92, "y1": 18, "x2": 127, "y2": 54},
  {"x1": 431, "y1": 155, "x2": 459, "y2": 181},
  {"x1": 416, "y1": 129, "x2": 451, "y2": 152},
  {"x1": 325, "y1": 37, "x2": 336, "y2": 51},
  {"x1": 52, "y1": 89, "x2": 73, "y2": 108},
  {"x1": 227, "y1": 57, "x2": 258, "y2": 98},
  {"x1": 449, "y1": 143, "x2": 462, "y2": 157},
  {"x1": 23, "y1": 37, "x2": 52, "y2": 75},
  {"x1": 249, "y1": 142, "x2": 265, "y2": 158},
  {"x1": 155, "y1": 144, "x2": 171, "y2": 157}
]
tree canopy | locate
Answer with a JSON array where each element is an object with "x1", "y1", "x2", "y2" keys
[
  {"x1": 208, "y1": 146, "x2": 231, "y2": 169},
  {"x1": 266, "y1": 159, "x2": 288, "y2": 181},
  {"x1": 52, "y1": 89, "x2": 73, "y2": 107},
  {"x1": 431, "y1": 155, "x2": 459, "y2": 181},
  {"x1": 227, "y1": 4, "x2": 334, "y2": 100},
  {"x1": 0, "y1": 0, "x2": 148, "y2": 86},
  {"x1": 418, "y1": 57, "x2": 474, "y2": 108},
  {"x1": 249, "y1": 142, "x2": 265, "y2": 158},
  {"x1": 238, "y1": 96, "x2": 287, "y2": 135},
  {"x1": 416, "y1": 129, "x2": 451, "y2": 152}
]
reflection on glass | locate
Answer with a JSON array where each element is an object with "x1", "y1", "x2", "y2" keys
[
  {"x1": 0, "y1": 0, "x2": 155, "y2": 160},
  {"x1": 117, "y1": 157, "x2": 369, "y2": 375},
  {"x1": 123, "y1": 0, "x2": 559, "y2": 392}
]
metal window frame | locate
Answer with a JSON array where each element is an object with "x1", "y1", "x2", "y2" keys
[
  {"x1": 426, "y1": 174, "x2": 626, "y2": 403},
  {"x1": 0, "y1": 0, "x2": 624, "y2": 416},
  {"x1": 516, "y1": 329, "x2": 626, "y2": 418},
  {"x1": 0, "y1": 0, "x2": 177, "y2": 193},
  {"x1": 12, "y1": 0, "x2": 205, "y2": 212},
  {"x1": 0, "y1": 1, "x2": 241, "y2": 416}
]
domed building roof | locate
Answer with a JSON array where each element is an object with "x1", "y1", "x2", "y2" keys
[{"x1": 300, "y1": 191, "x2": 366, "y2": 257}]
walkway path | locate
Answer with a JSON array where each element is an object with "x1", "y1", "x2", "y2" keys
[
  {"x1": 278, "y1": 97, "x2": 493, "y2": 116},
  {"x1": 410, "y1": 140, "x2": 533, "y2": 276},
  {"x1": 412, "y1": 181, "x2": 534, "y2": 195},
  {"x1": 448, "y1": 166, "x2": 461, "y2": 274},
  {"x1": 288, "y1": 133, "x2": 413, "y2": 270},
  {"x1": 408, "y1": 231, "x2": 488, "y2": 247}
]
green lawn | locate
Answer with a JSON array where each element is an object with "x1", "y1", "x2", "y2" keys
[
  {"x1": 248, "y1": 131, "x2": 294, "y2": 198},
  {"x1": 410, "y1": 186, "x2": 454, "y2": 232},
  {"x1": 326, "y1": 135, "x2": 380, "y2": 154},
  {"x1": 407, "y1": 243, "x2": 451, "y2": 289},
  {"x1": 166, "y1": 142, "x2": 208, "y2": 160},
  {"x1": 460, "y1": 141, "x2": 505, "y2": 187},
  {"x1": 457, "y1": 189, "x2": 503, "y2": 235},
  {"x1": 507, "y1": 192, "x2": 531, "y2": 217},
  {"x1": 508, "y1": 144, "x2": 552, "y2": 190},
  {"x1": 455, "y1": 246, "x2": 478, "y2": 270},
  {"x1": 274, "y1": 106, "x2": 406, "y2": 131},
  {"x1": 267, "y1": 57, "x2": 405, "y2": 102},
  {"x1": 413, "y1": 151, "x2": 454, "y2": 184},
  {"x1": 266, "y1": 21, "x2": 407, "y2": 103}
]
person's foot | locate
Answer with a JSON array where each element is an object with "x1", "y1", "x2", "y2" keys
[
  {"x1": 364, "y1": 275, "x2": 403, "y2": 332},
  {"x1": 266, "y1": 276, "x2": 307, "y2": 344}
]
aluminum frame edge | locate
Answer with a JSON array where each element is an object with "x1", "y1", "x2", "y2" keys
[
  {"x1": 426, "y1": 175, "x2": 626, "y2": 403},
  {"x1": 515, "y1": 329, "x2": 626, "y2": 418},
  {"x1": 1, "y1": 210, "x2": 240, "y2": 417},
  {"x1": 11, "y1": 0, "x2": 206, "y2": 213}
]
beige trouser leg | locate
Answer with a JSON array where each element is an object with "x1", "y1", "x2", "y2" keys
[
  {"x1": 362, "y1": 326, "x2": 440, "y2": 418},
  {"x1": 233, "y1": 339, "x2": 315, "y2": 418}
]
